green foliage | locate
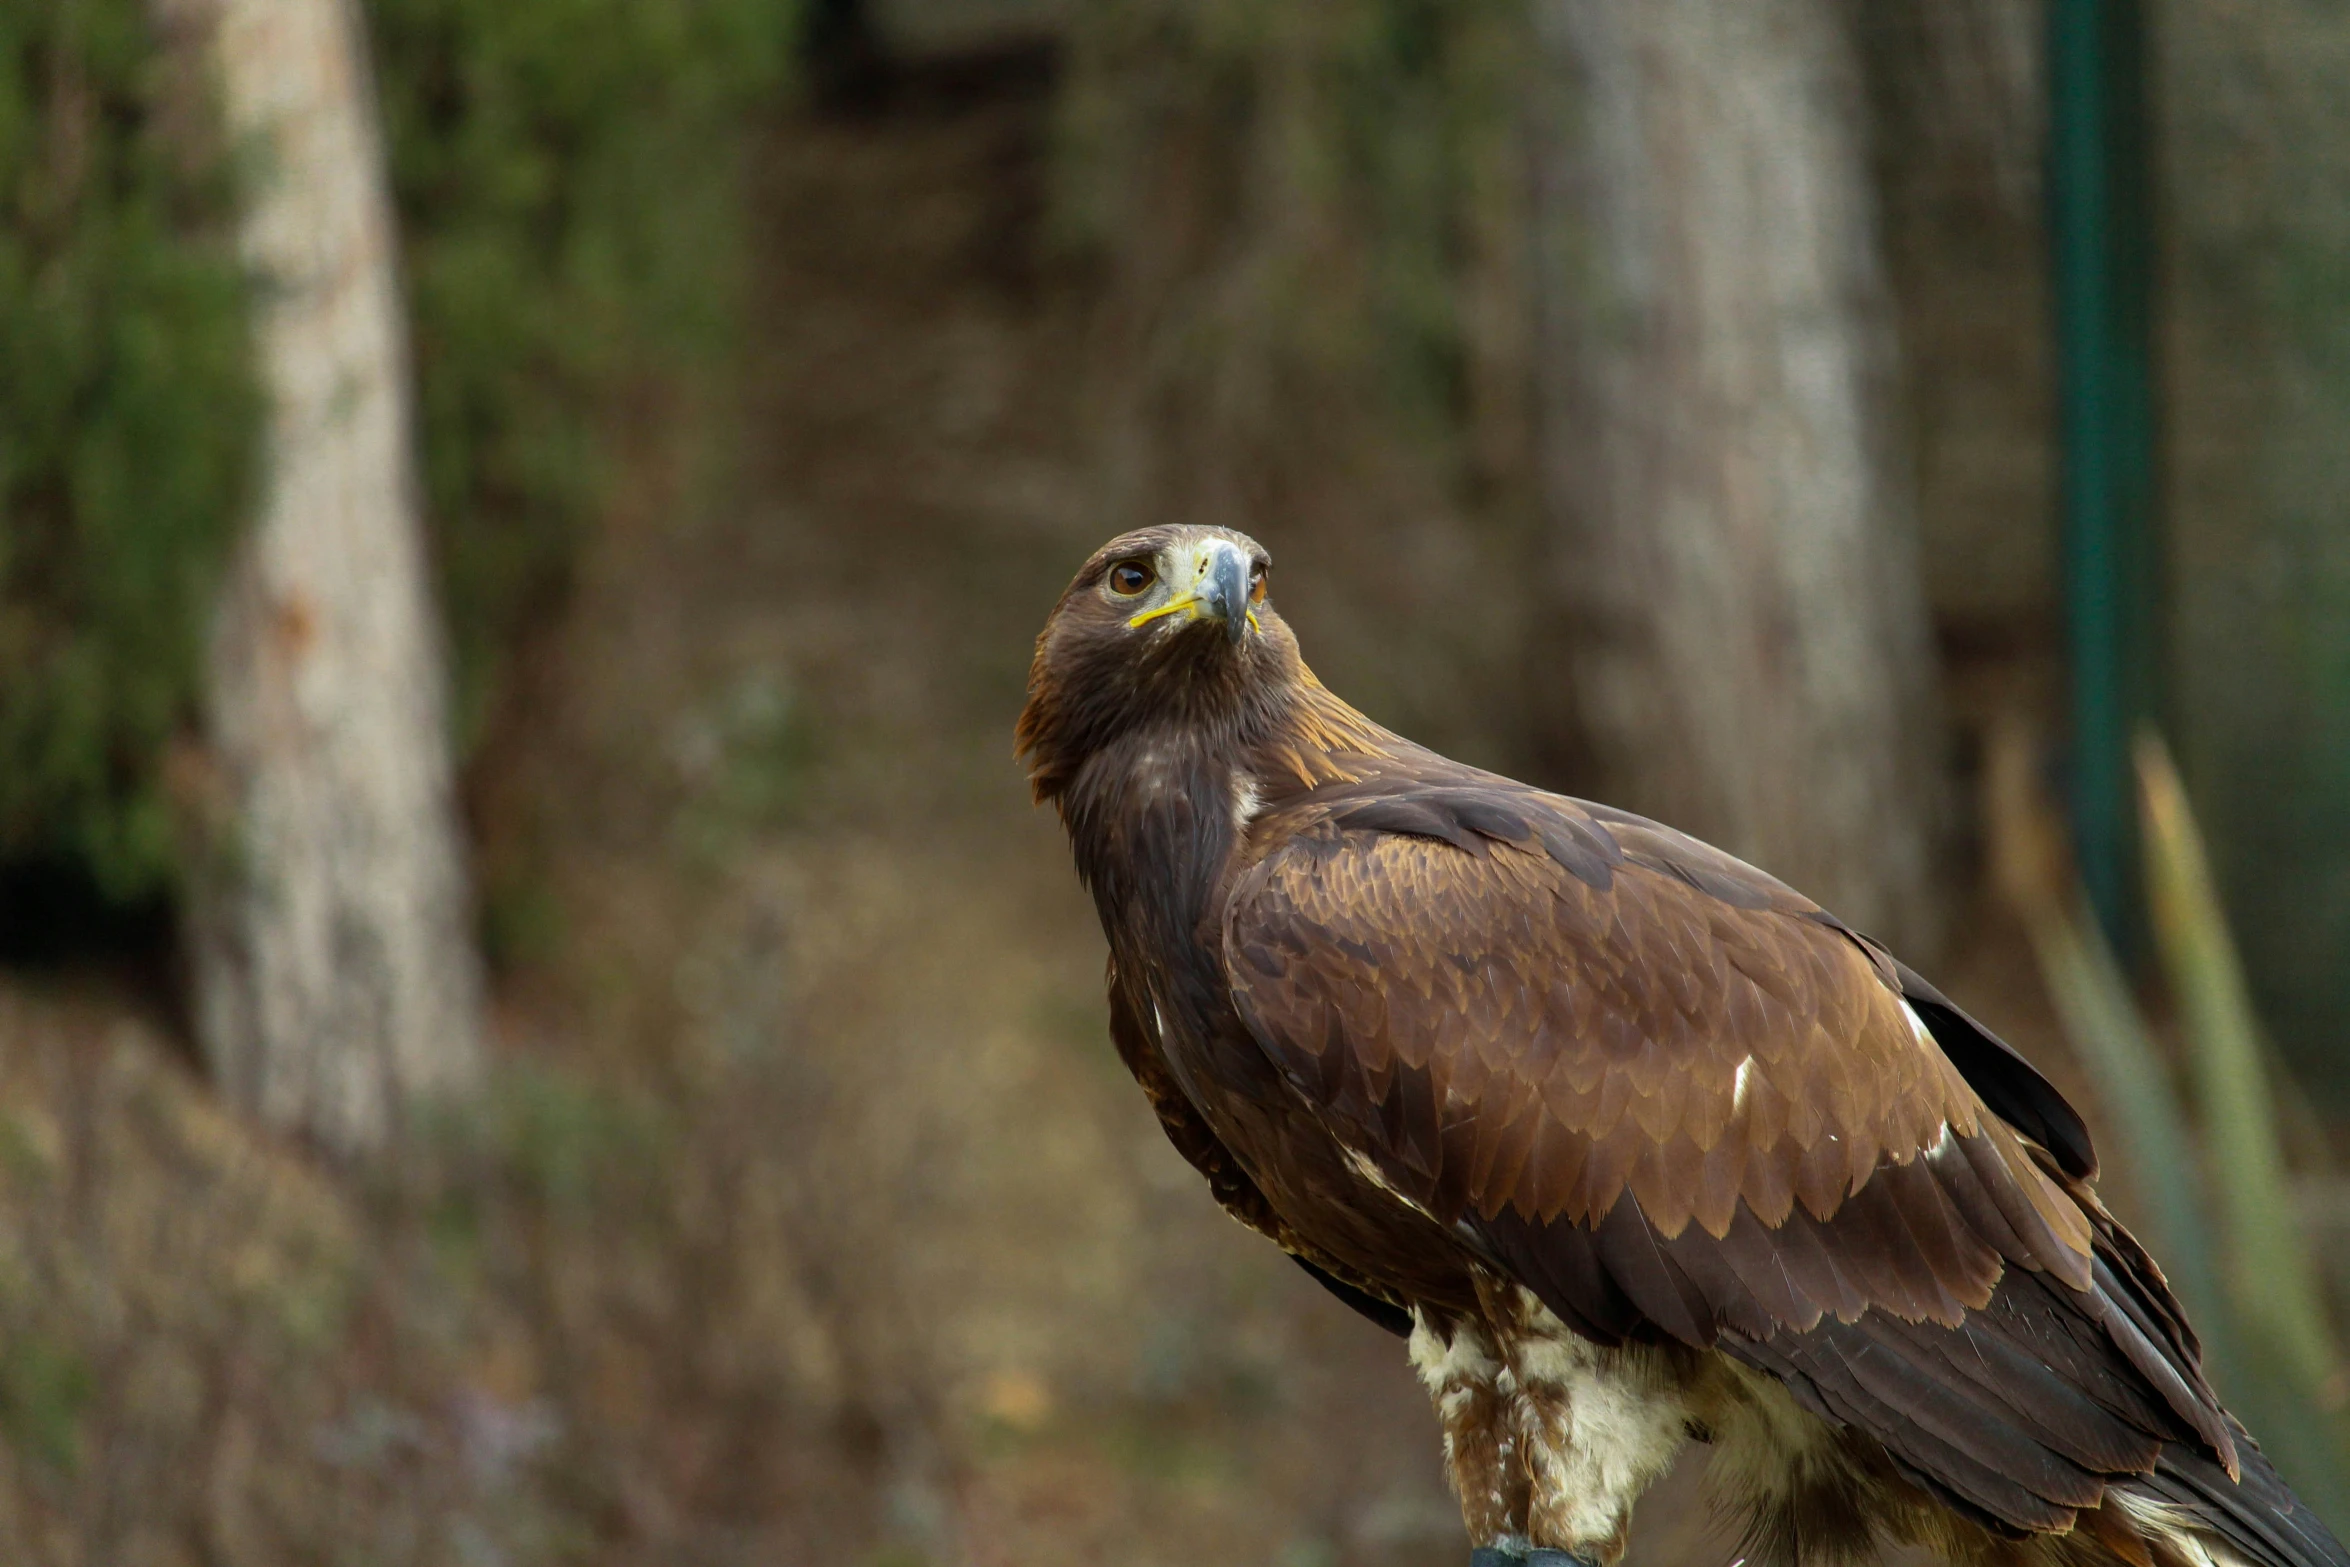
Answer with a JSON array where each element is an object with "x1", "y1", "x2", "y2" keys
[
  {"x1": 2139, "y1": 733, "x2": 2350, "y2": 1515},
  {"x1": 368, "y1": 0, "x2": 799, "y2": 747},
  {"x1": 0, "y1": 1335, "x2": 91, "y2": 1474},
  {"x1": 0, "y1": 2, "x2": 258, "y2": 901},
  {"x1": 2003, "y1": 723, "x2": 2350, "y2": 1517},
  {"x1": 0, "y1": 0, "x2": 800, "y2": 915}
]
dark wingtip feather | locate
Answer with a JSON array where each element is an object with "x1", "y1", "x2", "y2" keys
[
  {"x1": 2125, "y1": 1421, "x2": 2350, "y2": 1567},
  {"x1": 1289, "y1": 1255, "x2": 1413, "y2": 1337},
  {"x1": 1894, "y1": 961, "x2": 2100, "y2": 1181}
]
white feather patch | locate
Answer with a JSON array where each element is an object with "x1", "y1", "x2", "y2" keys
[
  {"x1": 1231, "y1": 771, "x2": 1263, "y2": 833},
  {"x1": 1408, "y1": 1308, "x2": 1502, "y2": 1391},
  {"x1": 1346, "y1": 1148, "x2": 1437, "y2": 1221},
  {"x1": 1503, "y1": 1290, "x2": 1691, "y2": 1548},
  {"x1": 2110, "y1": 1489, "x2": 2254, "y2": 1567}
]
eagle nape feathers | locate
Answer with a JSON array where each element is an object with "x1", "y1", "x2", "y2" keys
[{"x1": 1015, "y1": 525, "x2": 2348, "y2": 1567}]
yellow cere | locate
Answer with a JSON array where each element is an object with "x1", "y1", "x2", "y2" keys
[
  {"x1": 1126, "y1": 594, "x2": 1260, "y2": 633},
  {"x1": 1127, "y1": 594, "x2": 1199, "y2": 629}
]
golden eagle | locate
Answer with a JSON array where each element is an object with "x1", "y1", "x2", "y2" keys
[{"x1": 1016, "y1": 526, "x2": 2346, "y2": 1567}]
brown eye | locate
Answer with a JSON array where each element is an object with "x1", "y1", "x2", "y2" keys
[
  {"x1": 1248, "y1": 563, "x2": 1268, "y2": 604},
  {"x1": 1109, "y1": 560, "x2": 1154, "y2": 596}
]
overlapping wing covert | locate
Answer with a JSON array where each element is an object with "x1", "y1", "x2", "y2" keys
[
  {"x1": 1222, "y1": 786, "x2": 2087, "y2": 1270},
  {"x1": 1220, "y1": 782, "x2": 2256, "y2": 1543}
]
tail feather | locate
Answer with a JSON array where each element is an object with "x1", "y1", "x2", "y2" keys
[{"x1": 2113, "y1": 1423, "x2": 2350, "y2": 1567}]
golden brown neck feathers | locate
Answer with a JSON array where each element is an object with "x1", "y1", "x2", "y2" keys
[
  {"x1": 1245, "y1": 668, "x2": 1402, "y2": 793},
  {"x1": 1016, "y1": 610, "x2": 1399, "y2": 809}
]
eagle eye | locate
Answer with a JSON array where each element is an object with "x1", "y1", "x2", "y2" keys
[
  {"x1": 1249, "y1": 562, "x2": 1268, "y2": 605},
  {"x1": 1108, "y1": 560, "x2": 1155, "y2": 596}
]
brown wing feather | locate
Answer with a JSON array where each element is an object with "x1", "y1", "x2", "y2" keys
[
  {"x1": 1223, "y1": 802, "x2": 2063, "y2": 1261},
  {"x1": 1219, "y1": 781, "x2": 2253, "y2": 1541}
]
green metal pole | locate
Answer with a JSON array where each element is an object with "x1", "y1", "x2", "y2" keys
[{"x1": 2049, "y1": 0, "x2": 2159, "y2": 960}]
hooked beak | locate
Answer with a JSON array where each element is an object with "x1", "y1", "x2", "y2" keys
[
  {"x1": 1128, "y1": 538, "x2": 1258, "y2": 644},
  {"x1": 1199, "y1": 540, "x2": 1250, "y2": 644}
]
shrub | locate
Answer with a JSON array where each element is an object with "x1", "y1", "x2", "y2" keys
[
  {"x1": 369, "y1": 0, "x2": 798, "y2": 747},
  {"x1": 0, "y1": 0, "x2": 799, "y2": 913},
  {"x1": 0, "y1": 1, "x2": 258, "y2": 902}
]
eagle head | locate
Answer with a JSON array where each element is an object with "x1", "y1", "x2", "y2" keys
[{"x1": 1014, "y1": 526, "x2": 1291, "y2": 804}]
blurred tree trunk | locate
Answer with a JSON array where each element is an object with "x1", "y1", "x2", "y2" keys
[
  {"x1": 1855, "y1": 0, "x2": 2054, "y2": 638},
  {"x1": 1528, "y1": 0, "x2": 1948, "y2": 956},
  {"x1": 175, "y1": 0, "x2": 483, "y2": 1154}
]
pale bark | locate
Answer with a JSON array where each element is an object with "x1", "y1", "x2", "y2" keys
[
  {"x1": 1529, "y1": 0, "x2": 1947, "y2": 956},
  {"x1": 179, "y1": 0, "x2": 483, "y2": 1153}
]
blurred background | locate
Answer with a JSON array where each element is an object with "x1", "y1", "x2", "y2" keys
[{"x1": 2, "y1": 0, "x2": 2347, "y2": 1561}]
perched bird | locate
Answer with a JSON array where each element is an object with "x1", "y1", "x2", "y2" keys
[{"x1": 1015, "y1": 526, "x2": 2349, "y2": 1567}]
